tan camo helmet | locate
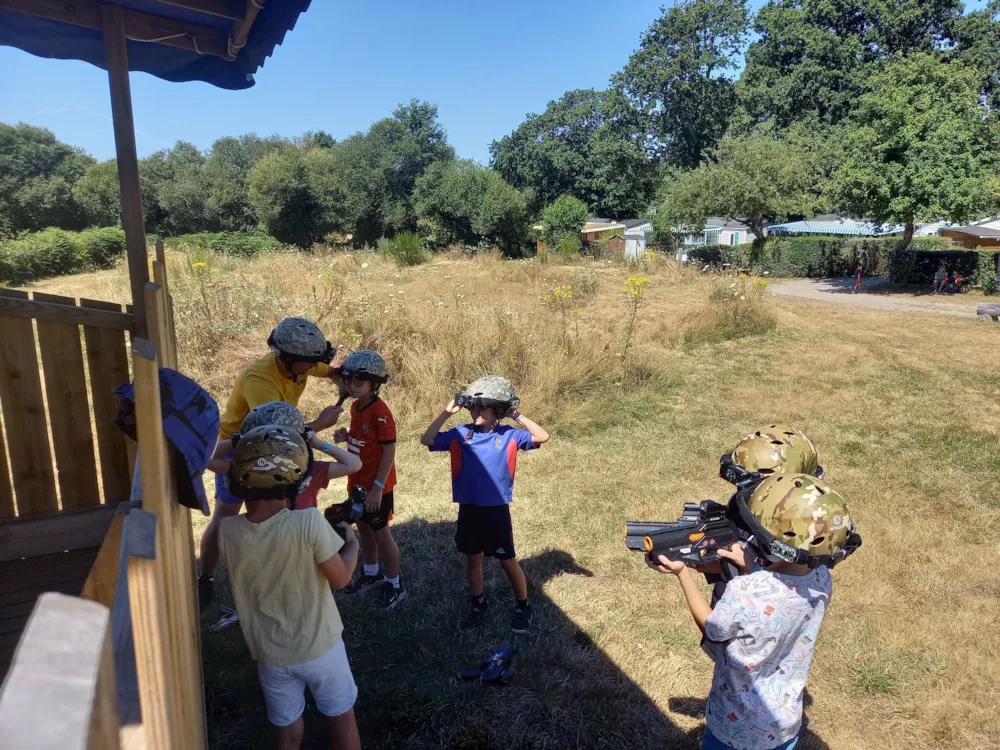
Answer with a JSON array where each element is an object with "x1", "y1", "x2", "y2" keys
[
  {"x1": 732, "y1": 424, "x2": 819, "y2": 476},
  {"x1": 748, "y1": 473, "x2": 852, "y2": 557},
  {"x1": 230, "y1": 424, "x2": 309, "y2": 490},
  {"x1": 269, "y1": 317, "x2": 330, "y2": 360},
  {"x1": 240, "y1": 401, "x2": 305, "y2": 435},
  {"x1": 340, "y1": 349, "x2": 388, "y2": 380},
  {"x1": 464, "y1": 375, "x2": 518, "y2": 405}
]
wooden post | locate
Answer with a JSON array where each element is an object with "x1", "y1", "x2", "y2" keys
[{"x1": 102, "y1": 4, "x2": 149, "y2": 339}]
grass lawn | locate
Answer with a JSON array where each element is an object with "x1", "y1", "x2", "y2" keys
[{"x1": 28, "y1": 250, "x2": 1000, "y2": 749}]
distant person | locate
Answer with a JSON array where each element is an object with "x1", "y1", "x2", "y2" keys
[
  {"x1": 947, "y1": 271, "x2": 964, "y2": 293},
  {"x1": 420, "y1": 376, "x2": 548, "y2": 633},
  {"x1": 220, "y1": 425, "x2": 361, "y2": 750},
  {"x1": 199, "y1": 317, "x2": 344, "y2": 611},
  {"x1": 651, "y1": 474, "x2": 859, "y2": 750},
  {"x1": 853, "y1": 264, "x2": 863, "y2": 293},
  {"x1": 933, "y1": 265, "x2": 948, "y2": 294}
]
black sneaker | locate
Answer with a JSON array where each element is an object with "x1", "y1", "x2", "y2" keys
[
  {"x1": 374, "y1": 583, "x2": 408, "y2": 610},
  {"x1": 462, "y1": 599, "x2": 488, "y2": 629},
  {"x1": 344, "y1": 573, "x2": 385, "y2": 595},
  {"x1": 511, "y1": 605, "x2": 533, "y2": 634}
]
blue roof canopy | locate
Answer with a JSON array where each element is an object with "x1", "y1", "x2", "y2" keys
[
  {"x1": 768, "y1": 219, "x2": 903, "y2": 237},
  {"x1": 0, "y1": 0, "x2": 312, "y2": 90}
]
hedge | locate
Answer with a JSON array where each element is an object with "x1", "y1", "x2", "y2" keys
[
  {"x1": 0, "y1": 227, "x2": 126, "y2": 285},
  {"x1": 888, "y1": 247, "x2": 1000, "y2": 285},
  {"x1": 166, "y1": 231, "x2": 287, "y2": 258},
  {"x1": 688, "y1": 235, "x2": 954, "y2": 278}
]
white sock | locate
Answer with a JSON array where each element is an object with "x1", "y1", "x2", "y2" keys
[
  {"x1": 364, "y1": 564, "x2": 380, "y2": 577},
  {"x1": 385, "y1": 575, "x2": 400, "y2": 588}
]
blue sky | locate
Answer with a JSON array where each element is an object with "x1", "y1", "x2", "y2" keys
[{"x1": 0, "y1": 0, "x2": 990, "y2": 164}]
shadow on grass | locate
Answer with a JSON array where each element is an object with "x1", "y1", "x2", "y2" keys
[
  {"x1": 802, "y1": 276, "x2": 978, "y2": 300},
  {"x1": 201, "y1": 518, "x2": 827, "y2": 749}
]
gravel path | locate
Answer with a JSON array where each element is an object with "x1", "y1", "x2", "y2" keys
[{"x1": 769, "y1": 277, "x2": 976, "y2": 318}]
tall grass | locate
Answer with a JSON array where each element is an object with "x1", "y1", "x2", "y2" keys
[
  {"x1": 380, "y1": 231, "x2": 428, "y2": 267},
  {"x1": 681, "y1": 275, "x2": 777, "y2": 347}
]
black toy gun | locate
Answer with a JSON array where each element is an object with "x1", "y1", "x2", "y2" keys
[
  {"x1": 625, "y1": 500, "x2": 743, "y2": 579},
  {"x1": 324, "y1": 484, "x2": 367, "y2": 540}
]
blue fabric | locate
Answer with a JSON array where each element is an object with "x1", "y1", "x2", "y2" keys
[
  {"x1": 701, "y1": 728, "x2": 797, "y2": 750},
  {"x1": 0, "y1": 0, "x2": 312, "y2": 90},
  {"x1": 429, "y1": 424, "x2": 537, "y2": 507},
  {"x1": 215, "y1": 452, "x2": 242, "y2": 505},
  {"x1": 115, "y1": 368, "x2": 220, "y2": 515}
]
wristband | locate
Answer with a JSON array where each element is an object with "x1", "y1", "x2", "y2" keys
[
  {"x1": 515, "y1": 414, "x2": 526, "y2": 424},
  {"x1": 373, "y1": 479, "x2": 386, "y2": 490},
  {"x1": 321, "y1": 441, "x2": 332, "y2": 453}
]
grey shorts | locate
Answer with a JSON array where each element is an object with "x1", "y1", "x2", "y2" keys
[{"x1": 257, "y1": 639, "x2": 358, "y2": 726}]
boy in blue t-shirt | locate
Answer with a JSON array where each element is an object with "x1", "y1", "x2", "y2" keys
[{"x1": 420, "y1": 376, "x2": 549, "y2": 633}]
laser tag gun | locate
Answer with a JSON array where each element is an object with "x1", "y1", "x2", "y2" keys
[
  {"x1": 625, "y1": 500, "x2": 743, "y2": 580},
  {"x1": 324, "y1": 484, "x2": 367, "y2": 540},
  {"x1": 458, "y1": 644, "x2": 516, "y2": 684}
]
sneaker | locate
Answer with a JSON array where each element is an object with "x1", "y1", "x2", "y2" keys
[
  {"x1": 511, "y1": 605, "x2": 533, "y2": 634},
  {"x1": 343, "y1": 573, "x2": 385, "y2": 595},
  {"x1": 374, "y1": 583, "x2": 408, "y2": 610},
  {"x1": 461, "y1": 599, "x2": 488, "y2": 629}
]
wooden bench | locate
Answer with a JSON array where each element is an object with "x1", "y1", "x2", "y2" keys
[{"x1": 977, "y1": 303, "x2": 1000, "y2": 321}]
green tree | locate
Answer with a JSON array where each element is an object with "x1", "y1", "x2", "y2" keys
[
  {"x1": 73, "y1": 159, "x2": 121, "y2": 227},
  {"x1": 203, "y1": 134, "x2": 288, "y2": 231},
  {"x1": 247, "y1": 147, "x2": 323, "y2": 246},
  {"x1": 489, "y1": 89, "x2": 656, "y2": 217},
  {"x1": 155, "y1": 141, "x2": 210, "y2": 235},
  {"x1": 953, "y1": 0, "x2": 1000, "y2": 110},
  {"x1": 833, "y1": 54, "x2": 999, "y2": 252},
  {"x1": 656, "y1": 135, "x2": 819, "y2": 251},
  {"x1": 613, "y1": 0, "x2": 749, "y2": 168},
  {"x1": 540, "y1": 195, "x2": 590, "y2": 247},
  {"x1": 0, "y1": 122, "x2": 92, "y2": 235}
]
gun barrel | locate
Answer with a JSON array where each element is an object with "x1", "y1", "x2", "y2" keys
[{"x1": 625, "y1": 521, "x2": 677, "y2": 538}]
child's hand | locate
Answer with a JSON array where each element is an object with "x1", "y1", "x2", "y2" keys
[
  {"x1": 649, "y1": 553, "x2": 687, "y2": 576},
  {"x1": 313, "y1": 404, "x2": 344, "y2": 432},
  {"x1": 364, "y1": 486, "x2": 382, "y2": 513},
  {"x1": 333, "y1": 427, "x2": 348, "y2": 444},
  {"x1": 505, "y1": 407, "x2": 521, "y2": 421},
  {"x1": 444, "y1": 399, "x2": 461, "y2": 415},
  {"x1": 717, "y1": 542, "x2": 749, "y2": 572}
]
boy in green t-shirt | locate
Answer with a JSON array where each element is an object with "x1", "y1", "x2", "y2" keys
[{"x1": 219, "y1": 424, "x2": 360, "y2": 750}]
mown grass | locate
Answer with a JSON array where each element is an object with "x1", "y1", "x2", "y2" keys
[{"x1": 26, "y1": 249, "x2": 1000, "y2": 750}]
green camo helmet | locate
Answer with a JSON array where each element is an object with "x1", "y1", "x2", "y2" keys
[
  {"x1": 269, "y1": 317, "x2": 334, "y2": 362},
  {"x1": 231, "y1": 425, "x2": 309, "y2": 490},
  {"x1": 240, "y1": 401, "x2": 305, "y2": 435},
  {"x1": 732, "y1": 424, "x2": 820, "y2": 477},
  {"x1": 748, "y1": 473, "x2": 852, "y2": 557},
  {"x1": 464, "y1": 375, "x2": 517, "y2": 405},
  {"x1": 340, "y1": 349, "x2": 388, "y2": 381}
]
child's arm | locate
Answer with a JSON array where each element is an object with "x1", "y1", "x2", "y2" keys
[
  {"x1": 213, "y1": 439, "x2": 233, "y2": 458},
  {"x1": 207, "y1": 457, "x2": 231, "y2": 475},
  {"x1": 318, "y1": 528, "x2": 360, "y2": 589},
  {"x1": 508, "y1": 408, "x2": 549, "y2": 445},
  {"x1": 310, "y1": 435, "x2": 362, "y2": 478},
  {"x1": 363, "y1": 443, "x2": 396, "y2": 512},
  {"x1": 420, "y1": 400, "x2": 461, "y2": 447}
]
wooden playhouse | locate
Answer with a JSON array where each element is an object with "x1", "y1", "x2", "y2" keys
[{"x1": 0, "y1": 2, "x2": 313, "y2": 747}]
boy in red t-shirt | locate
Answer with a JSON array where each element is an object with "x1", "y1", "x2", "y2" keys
[{"x1": 333, "y1": 350, "x2": 405, "y2": 609}]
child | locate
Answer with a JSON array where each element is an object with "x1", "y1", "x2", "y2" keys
[
  {"x1": 200, "y1": 317, "x2": 343, "y2": 609},
  {"x1": 219, "y1": 424, "x2": 361, "y2": 750},
  {"x1": 652, "y1": 474, "x2": 855, "y2": 750},
  {"x1": 420, "y1": 376, "x2": 549, "y2": 633},
  {"x1": 853, "y1": 264, "x2": 862, "y2": 293},
  {"x1": 933, "y1": 264, "x2": 948, "y2": 293},
  {"x1": 332, "y1": 350, "x2": 405, "y2": 610}
]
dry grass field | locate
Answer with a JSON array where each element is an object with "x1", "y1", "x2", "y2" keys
[{"x1": 30, "y1": 248, "x2": 1000, "y2": 749}]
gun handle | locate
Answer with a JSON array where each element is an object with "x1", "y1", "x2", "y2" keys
[{"x1": 721, "y1": 559, "x2": 740, "y2": 582}]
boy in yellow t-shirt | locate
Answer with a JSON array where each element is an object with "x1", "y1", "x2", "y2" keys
[{"x1": 200, "y1": 317, "x2": 343, "y2": 609}]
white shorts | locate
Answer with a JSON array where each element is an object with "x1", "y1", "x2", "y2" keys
[{"x1": 257, "y1": 639, "x2": 358, "y2": 727}]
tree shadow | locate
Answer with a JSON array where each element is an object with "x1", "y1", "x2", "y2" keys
[
  {"x1": 201, "y1": 517, "x2": 829, "y2": 749},
  {"x1": 806, "y1": 275, "x2": 969, "y2": 299}
]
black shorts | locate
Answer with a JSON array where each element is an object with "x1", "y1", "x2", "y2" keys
[
  {"x1": 359, "y1": 490, "x2": 394, "y2": 531},
  {"x1": 455, "y1": 504, "x2": 515, "y2": 560}
]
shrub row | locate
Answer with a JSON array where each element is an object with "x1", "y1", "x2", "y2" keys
[
  {"x1": 165, "y1": 231, "x2": 288, "y2": 258},
  {"x1": 887, "y1": 247, "x2": 1000, "y2": 285},
  {"x1": 0, "y1": 227, "x2": 126, "y2": 285}
]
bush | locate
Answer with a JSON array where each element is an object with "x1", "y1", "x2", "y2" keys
[
  {"x1": 558, "y1": 235, "x2": 582, "y2": 260},
  {"x1": 976, "y1": 250, "x2": 999, "y2": 294},
  {"x1": 79, "y1": 227, "x2": 126, "y2": 268},
  {"x1": 682, "y1": 276, "x2": 777, "y2": 346},
  {"x1": 888, "y1": 247, "x2": 997, "y2": 285},
  {"x1": 0, "y1": 226, "x2": 126, "y2": 284},
  {"x1": 381, "y1": 232, "x2": 427, "y2": 267},
  {"x1": 167, "y1": 231, "x2": 286, "y2": 258},
  {"x1": 541, "y1": 195, "x2": 589, "y2": 247}
]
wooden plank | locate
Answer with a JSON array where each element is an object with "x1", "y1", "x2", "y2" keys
[
  {"x1": 976, "y1": 303, "x2": 1000, "y2": 317},
  {"x1": 0, "y1": 547, "x2": 102, "y2": 595},
  {"x1": 0, "y1": 289, "x2": 57, "y2": 515},
  {"x1": 101, "y1": 3, "x2": 150, "y2": 340},
  {"x1": 144, "y1": 284, "x2": 171, "y2": 368},
  {"x1": 83, "y1": 299, "x2": 132, "y2": 506},
  {"x1": 0, "y1": 408, "x2": 13, "y2": 519},
  {"x1": 157, "y1": 0, "x2": 244, "y2": 21},
  {"x1": 0, "y1": 593, "x2": 121, "y2": 750},
  {"x1": 0, "y1": 0, "x2": 231, "y2": 58},
  {"x1": 33, "y1": 292, "x2": 103, "y2": 510},
  {"x1": 228, "y1": 0, "x2": 263, "y2": 58},
  {"x1": 151, "y1": 250, "x2": 178, "y2": 369},
  {"x1": 0, "y1": 504, "x2": 116, "y2": 563},
  {"x1": 120, "y1": 725, "x2": 146, "y2": 750},
  {"x1": 81, "y1": 503, "x2": 134, "y2": 610},
  {"x1": 0, "y1": 293, "x2": 134, "y2": 330}
]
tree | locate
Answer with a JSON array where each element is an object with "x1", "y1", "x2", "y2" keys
[
  {"x1": 203, "y1": 134, "x2": 288, "y2": 231},
  {"x1": 74, "y1": 160, "x2": 121, "y2": 227},
  {"x1": 540, "y1": 195, "x2": 590, "y2": 247},
  {"x1": 247, "y1": 147, "x2": 323, "y2": 246},
  {"x1": 613, "y1": 0, "x2": 749, "y2": 168},
  {"x1": 656, "y1": 135, "x2": 819, "y2": 250},
  {"x1": 155, "y1": 141, "x2": 210, "y2": 235},
  {"x1": 833, "y1": 54, "x2": 999, "y2": 252},
  {"x1": 952, "y1": 0, "x2": 1000, "y2": 111},
  {"x1": 489, "y1": 89, "x2": 656, "y2": 218},
  {"x1": 0, "y1": 122, "x2": 92, "y2": 235}
]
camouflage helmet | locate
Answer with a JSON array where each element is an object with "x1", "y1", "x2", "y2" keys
[
  {"x1": 732, "y1": 424, "x2": 820, "y2": 477},
  {"x1": 339, "y1": 349, "x2": 388, "y2": 382},
  {"x1": 268, "y1": 317, "x2": 335, "y2": 363},
  {"x1": 747, "y1": 473, "x2": 852, "y2": 557},
  {"x1": 230, "y1": 424, "x2": 309, "y2": 490},
  {"x1": 464, "y1": 376, "x2": 517, "y2": 405},
  {"x1": 240, "y1": 401, "x2": 305, "y2": 435}
]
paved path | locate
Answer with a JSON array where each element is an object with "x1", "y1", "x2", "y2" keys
[{"x1": 769, "y1": 277, "x2": 976, "y2": 318}]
